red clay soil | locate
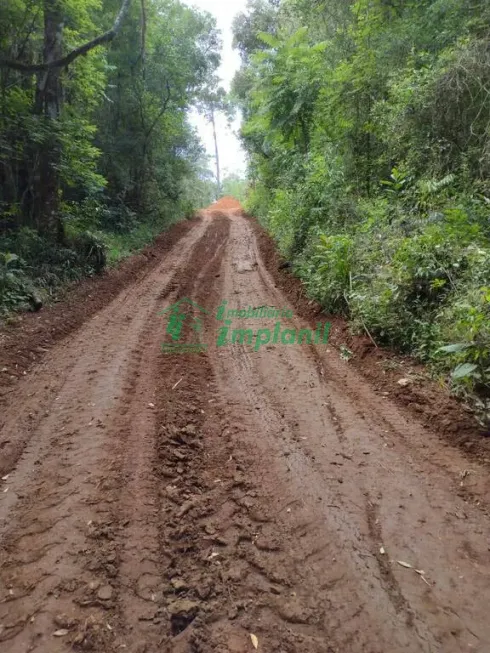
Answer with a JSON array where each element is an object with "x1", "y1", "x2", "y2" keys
[
  {"x1": 1, "y1": 203, "x2": 490, "y2": 653},
  {"x1": 0, "y1": 219, "x2": 194, "y2": 397},
  {"x1": 207, "y1": 196, "x2": 243, "y2": 212},
  {"x1": 196, "y1": 197, "x2": 243, "y2": 221}
]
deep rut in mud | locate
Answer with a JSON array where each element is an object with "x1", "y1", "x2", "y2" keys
[{"x1": 1, "y1": 205, "x2": 490, "y2": 653}]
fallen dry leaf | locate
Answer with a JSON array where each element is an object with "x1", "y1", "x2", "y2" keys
[
  {"x1": 415, "y1": 568, "x2": 431, "y2": 585},
  {"x1": 396, "y1": 561, "x2": 430, "y2": 585}
]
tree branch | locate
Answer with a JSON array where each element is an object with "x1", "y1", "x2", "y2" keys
[
  {"x1": 0, "y1": 0, "x2": 132, "y2": 73},
  {"x1": 140, "y1": 0, "x2": 147, "y2": 63},
  {"x1": 145, "y1": 81, "x2": 172, "y2": 139}
]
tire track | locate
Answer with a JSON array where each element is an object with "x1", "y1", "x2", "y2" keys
[
  {"x1": 206, "y1": 214, "x2": 490, "y2": 653},
  {"x1": 0, "y1": 218, "x2": 209, "y2": 652}
]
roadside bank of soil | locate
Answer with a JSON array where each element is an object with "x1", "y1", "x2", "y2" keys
[{"x1": 249, "y1": 218, "x2": 490, "y2": 462}]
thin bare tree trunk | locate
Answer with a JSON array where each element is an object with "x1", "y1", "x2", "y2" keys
[{"x1": 210, "y1": 109, "x2": 221, "y2": 199}]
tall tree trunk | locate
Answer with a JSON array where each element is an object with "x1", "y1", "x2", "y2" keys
[
  {"x1": 210, "y1": 109, "x2": 221, "y2": 199},
  {"x1": 0, "y1": 0, "x2": 132, "y2": 239},
  {"x1": 33, "y1": 0, "x2": 64, "y2": 240}
]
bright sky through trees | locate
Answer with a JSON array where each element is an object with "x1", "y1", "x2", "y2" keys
[{"x1": 186, "y1": 0, "x2": 248, "y2": 176}]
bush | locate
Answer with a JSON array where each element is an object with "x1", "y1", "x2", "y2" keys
[
  {"x1": 258, "y1": 155, "x2": 490, "y2": 423},
  {"x1": 0, "y1": 222, "x2": 108, "y2": 315},
  {"x1": 69, "y1": 231, "x2": 107, "y2": 273},
  {"x1": 0, "y1": 252, "x2": 32, "y2": 312},
  {"x1": 298, "y1": 234, "x2": 354, "y2": 313}
]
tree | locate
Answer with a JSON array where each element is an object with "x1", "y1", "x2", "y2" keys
[
  {"x1": 197, "y1": 84, "x2": 234, "y2": 199},
  {"x1": 0, "y1": 0, "x2": 221, "y2": 314},
  {"x1": 0, "y1": 0, "x2": 132, "y2": 239},
  {"x1": 232, "y1": 0, "x2": 278, "y2": 64},
  {"x1": 221, "y1": 173, "x2": 247, "y2": 202},
  {"x1": 96, "y1": 0, "x2": 221, "y2": 214},
  {"x1": 0, "y1": 0, "x2": 221, "y2": 240}
]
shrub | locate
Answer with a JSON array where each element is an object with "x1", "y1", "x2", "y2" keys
[
  {"x1": 0, "y1": 252, "x2": 32, "y2": 311},
  {"x1": 69, "y1": 231, "x2": 107, "y2": 273},
  {"x1": 299, "y1": 234, "x2": 354, "y2": 313}
]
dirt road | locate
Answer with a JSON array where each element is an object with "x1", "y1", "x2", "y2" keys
[{"x1": 1, "y1": 202, "x2": 490, "y2": 653}]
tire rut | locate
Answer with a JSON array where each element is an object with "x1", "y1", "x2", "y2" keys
[
  {"x1": 0, "y1": 218, "x2": 209, "y2": 652},
  {"x1": 205, "y1": 214, "x2": 490, "y2": 652}
]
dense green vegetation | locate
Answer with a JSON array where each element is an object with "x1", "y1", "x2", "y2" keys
[
  {"x1": 233, "y1": 0, "x2": 490, "y2": 422},
  {"x1": 221, "y1": 173, "x2": 248, "y2": 203},
  {"x1": 0, "y1": 0, "x2": 221, "y2": 311}
]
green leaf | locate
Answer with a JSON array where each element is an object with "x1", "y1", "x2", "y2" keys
[
  {"x1": 4, "y1": 253, "x2": 18, "y2": 265},
  {"x1": 257, "y1": 31, "x2": 280, "y2": 48},
  {"x1": 437, "y1": 343, "x2": 473, "y2": 354},
  {"x1": 451, "y1": 363, "x2": 478, "y2": 380}
]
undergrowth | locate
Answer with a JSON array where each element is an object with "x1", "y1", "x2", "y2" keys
[{"x1": 0, "y1": 197, "x2": 193, "y2": 317}]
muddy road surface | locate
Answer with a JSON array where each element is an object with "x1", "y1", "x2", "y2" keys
[{"x1": 1, "y1": 200, "x2": 490, "y2": 653}]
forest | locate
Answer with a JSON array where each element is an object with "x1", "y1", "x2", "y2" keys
[
  {"x1": 0, "y1": 0, "x2": 222, "y2": 309},
  {"x1": 1, "y1": 0, "x2": 490, "y2": 421},
  {"x1": 233, "y1": 0, "x2": 490, "y2": 422}
]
